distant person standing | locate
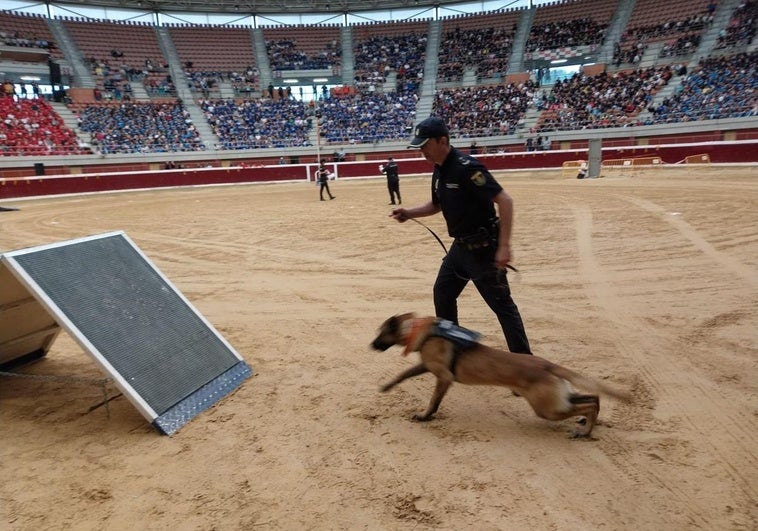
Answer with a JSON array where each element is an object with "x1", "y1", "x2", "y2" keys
[
  {"x1": 315, "y1": 160, "x2": 335, "y2": 201},
  {"x1": 576, "y1": 161, "x2": 588, "y2": 179},
  {"x1": 380, "y1": 156, "x2": 401, "y2": 205}
]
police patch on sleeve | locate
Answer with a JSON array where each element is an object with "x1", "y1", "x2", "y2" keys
[{"x1": 470, "y1": 171, "x2": 486, "y2": 186}]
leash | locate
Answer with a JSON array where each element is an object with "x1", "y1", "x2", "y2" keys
[
  {"x1": 409, "y1": 217, "x2": 519, "y2": 273},
  {"x1": 410, "y1": 217, "x2": 449, "y2": 255}
]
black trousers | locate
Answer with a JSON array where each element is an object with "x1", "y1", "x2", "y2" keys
[
  {"x1": 319, "y1": 181, "x2": 333, "y2": 200},
  {"x1": 387, "y1": 178, "x2": 401, "y2": 203},
  {"x1": 433, "y1": 241, "x2": 531, "y2": 354}
]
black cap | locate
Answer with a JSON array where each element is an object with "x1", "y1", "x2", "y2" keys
[{"x1": 408, "y1": 117, "x2": 449, "y2": 148}]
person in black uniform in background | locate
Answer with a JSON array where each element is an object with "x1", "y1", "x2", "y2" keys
[
  {"x1": 380, "y1": 156, "x2": 401, "y2": 205},
  {"x1": 315, "y1": 160, "x2": 335, "y2": 201},
  {"x1": 389, "y1": 117, "x2": 531, "y2": 354}
]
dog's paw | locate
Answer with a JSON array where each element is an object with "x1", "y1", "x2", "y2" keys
[
  {"x1": 411, "y1": 413, "x2": 434, "y2": 422},
  {"x1": 379, "y1": 383, "x2": 394, "y2": 393}
]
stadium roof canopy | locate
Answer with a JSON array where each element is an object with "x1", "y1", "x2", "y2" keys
[{"x1": 33, "y1": 0, "x2": 533, "y2": 16}]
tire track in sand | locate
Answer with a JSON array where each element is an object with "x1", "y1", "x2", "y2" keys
[
  {"x1": 573, "y1": 203, "x2": 758, "y2": 515},
  {"x1": 621, "y1": 195, "x2": 758, "y2": 290}
]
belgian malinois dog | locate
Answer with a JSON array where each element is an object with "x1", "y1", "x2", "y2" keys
[{"x1": 371, "y1": 313, "x2": 630, "y2": 438}]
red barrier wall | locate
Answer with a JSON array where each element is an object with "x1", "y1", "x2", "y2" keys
[
  {"x1": 0, "y1": 166, "x2": 306, "y2": 199},
  {"x1": 1, "y1": 141, "x2": 755, "y2": 200}
]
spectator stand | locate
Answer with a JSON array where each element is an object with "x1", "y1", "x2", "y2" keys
[
  {"x1": 524, "y1": 0, "x2": 616, "y2": 66},
  {"x1": 75, "y1": 101, "x2": 205, "y2": 154},
  {"x1": 262, "y1": 24, "x2": 341, "y2": 73},
  {"x1": 352, "y1": 19, "x2": 428, "y2": 94},
  {"x1": 648, "y1": 51, "x2": 758, "y2": 124},
  {"x1": 438, "y1": 9, "x2": 521, "y2": 85},
  {"x1": 714, "y1": 0, "x2": 757, "y2": 51},
  {"x1": 615, "y1": 0, "x2": 714, "y2": 68},
  {"x1": 432, "y1": 82, "x2": 538, "y2": 140},
  {"x1": 0, "y1": 10, "x2": 61, "y2": 59},
  {"x1": 317, "y1": 86, "x2": 417, "y2": 145},
  {"x1": 0, "y1": 95, "x2": 91, "y2": 156},
  {"x1": 165, "y1": 23, "x2": 259, "y2": 100},
  {"x1": 61, "y1": 17, "x2": 174, "y2": 101},
  {"x1": 533, "y1": 64, "x2": 675, "y2": 133},
  {"x1": 199, "y1": 97, "x2": 311, "y2": 150}
]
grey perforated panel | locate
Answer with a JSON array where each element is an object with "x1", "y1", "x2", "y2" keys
[{"x1": 11, "y1": 233, "x2": 244, "y2": 417}]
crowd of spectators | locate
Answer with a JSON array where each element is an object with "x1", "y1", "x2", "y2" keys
[
  {"x1": 185, "y1": 69, "x2": 221, "y2": 98},
  {"x1": 1, "y1": 93, "x2": 89, "y2": 156},
  {"x1": 715, "y1": 0, "x2": 757, "y2": 49},
  {"x1": 659, "y1": 33, "x2": 701, "y2": 58},
  {"x1": 266, "y1": 39, "x2": 341, "y2": 71},
  {"x1": 143, "y1": 74, "x2": 177, "y2": 98},
  {"x1": 648, "y1": 52, "x2": 757, "y2": 123},
  {"x1": 612, "y1": 40, "x2": 647, "y2": 66},
  {"x1": 620, "y1": 9, "x2": 713, "y2": 46},
  {"x1": 200, "y1": 97, "x2": 311, "y2": 149},
  {"x1": 2, "y1": 4, "x2": 755, "y2": 158},
  {"x1": 525, "y1": 17, "x2": 607, "y2": 52},
  {"x1": 432, "y1": 81, "x2": 538, "y2": 138},
  {"x1": 229, "y1": 67, "x2": 260, "y2": 97},
  {"x1": 317, "y1": 88, "x2": 418, "y2": 144},
  {"x1": 438, "y1": 26, "x2": 514, "y2": 82},
  {"x1": 0, "y1": 27, "x2": 52, "y2": 50},
  {"x1": 535, "y1": 65, "x2": 674, "y2": 132},
  {"x1": 77, "y1": 101, "x2": 204, "y2": 154},
  {"x1": 84, "y1": 54, "x2": 173, "y2": 101},
  {"x1": 183, "y1": 67, "x2": 261, "y2": 98},
  {"x1": 353, "y1": 33, "x2": 426, "y2": 93}
]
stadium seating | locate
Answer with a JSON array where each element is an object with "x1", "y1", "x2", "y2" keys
[
  {"x1": 200, "y1": 98, "x2": 311, "y2": 149},
  {"x1": 525, "y1": 0, "x2": 617, "y2": 52},
  {"x1": 166, "y1": 24, "x2": 259, "y2": 96},
  {"x1": 433, "y1": 82, "x2": 537, "y2": 137},
  {"x1": 262, "y1": 24, "x2": 341, "y2": 71},
  {"x1": 352, "y1": 20, "x2": 428, "y2": 93},
  {"x1": 715, "y1": 0, "x2": 757, "y2": 50},
  {"x1": 438, "y1": 10, "x2": 520, "y2": 82},
  {"x1": 75, "y1": 101, "x2": 205, "y2": 154},
  {"x1": 62, "y1": 17, "x2": 174, "y2": 101},
  {"x1": 318, "y1": 88, "x2": 417, "y2": 144},
  {"x1": 534, "y1": 65, "x2": 674, "y2": 132},
  {"x1": 649, "y1": 51, "x2": 757, "y2": 123},
  {"x1": 0, "y1": 10, "x2": 61, "y2": 58},
  {"x1": 1, "y1": 1, "x2": 755, "y2": 158},
  {"x1": 0, "y1": 96, "x2": 90, "y2": 156}
]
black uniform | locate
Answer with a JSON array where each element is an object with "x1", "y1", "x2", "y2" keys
[
  {"x1": 431, "y1": 147, "x2": 531, "y2": 354},
  {"x1": 316, "y1": 165, "x2": 335, "y2": 201},
  {"x1": 382, "y1": 160, "x2": 401, "y2": 204}
]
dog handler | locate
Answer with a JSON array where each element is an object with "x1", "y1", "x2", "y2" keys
[
  {"x1": 315, "y1": 160, "x2": 335, "y2": 201},
  {"x1": 380, "y1": 156, "x2": 402, "y2": 205},
  {"x1": 389, "y1": 116, "x2": 531, "y2": 354}
]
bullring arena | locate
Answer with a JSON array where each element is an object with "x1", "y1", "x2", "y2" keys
[
  {"x1": 1, "y1": 162, "x2": 756, "y2": 530},
  {"x1": 1, "y1": 0, "x2": 758, "y2": 527}
]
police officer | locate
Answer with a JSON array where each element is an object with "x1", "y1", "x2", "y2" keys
[
  {"x1": 389, "y1": 117, "x2": 531, "y2": 354},
  {"x1": 380, "y1": 156, "x2": 402, "y2": 205}
]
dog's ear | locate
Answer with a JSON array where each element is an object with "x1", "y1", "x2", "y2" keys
[{"x1": 393, "y1": 312, "x2": 416, "y2": 325}]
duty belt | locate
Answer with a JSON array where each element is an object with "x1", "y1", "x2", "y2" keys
[
  {"x1": 454, "y1": 224, "x2": 496, "y2": 250},
  {"x1": 454, "y1": 238, "x2": 491, "y2": 250}
]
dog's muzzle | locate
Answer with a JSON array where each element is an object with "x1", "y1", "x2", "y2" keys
[{"x1": 371, "y1": 337, "x2": 395, "y2": 351}]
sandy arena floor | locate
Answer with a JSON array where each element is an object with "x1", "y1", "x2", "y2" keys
[{"x1": 1, "y1": 166, "x2": 757, "y2": 530}]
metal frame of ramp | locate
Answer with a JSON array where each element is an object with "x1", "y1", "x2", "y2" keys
[{"x1": 0, "y1": 231, "x2": 252, "y2": 435}]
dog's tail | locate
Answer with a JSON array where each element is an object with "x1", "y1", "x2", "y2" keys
[{"x1": 549, "y1": 364, "x2": 632, "y2": 402}]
